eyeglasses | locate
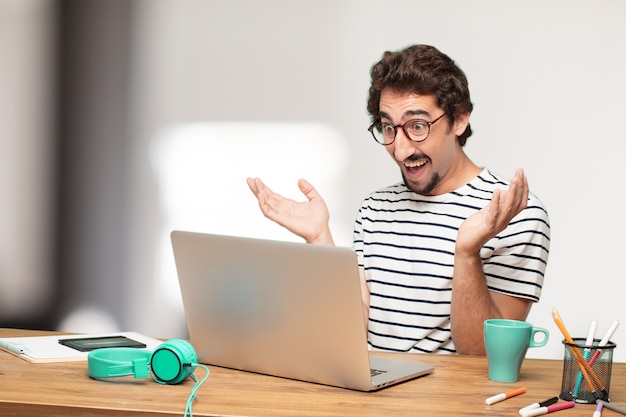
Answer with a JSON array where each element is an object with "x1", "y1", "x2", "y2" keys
[{"x1": 367, "y1": 113, "x2": 447, "y2": 145}]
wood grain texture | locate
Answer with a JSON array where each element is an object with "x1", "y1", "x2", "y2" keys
[{"x1": 1, "y1": 328, "x2": 623, "y2": 416}]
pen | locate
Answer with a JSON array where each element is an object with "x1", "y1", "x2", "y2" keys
[
  {"x1": 572, "y1": 320, "x2": 597, "y2": 397},
  {"x1": 519, "y1": 396, "x2": 559, "y2": 415},
  {"x1": 552, "y1": 308, "x2": 608, "y2": 400},
  {"x1": 588, "y1": 320, "x2": 620, "y2": 366},
  {"x1": 520, "y1": 401, "x2": 575, "y2": 417},
  {"x1": 593, "y1": 401, "x2": 603, "y2": 417},
  {"x1": 597, "y1": 400, "x2": 626, "y2": 416},
  {"x1": 485, "y1": 387, "x2": 526, "y2": 405}
]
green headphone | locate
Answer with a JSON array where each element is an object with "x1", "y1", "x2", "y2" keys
[{"x1": 88, "y1": 339, "x2": 198, "y2": 385}]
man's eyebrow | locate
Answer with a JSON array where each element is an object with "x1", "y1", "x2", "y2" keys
[{"x1": 379, "y1": 109, "x2": 431, "y2": 121}]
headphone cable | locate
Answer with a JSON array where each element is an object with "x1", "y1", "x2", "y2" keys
[{"x1": 184, "y1": 364, "x2": 210, "y2": 417}]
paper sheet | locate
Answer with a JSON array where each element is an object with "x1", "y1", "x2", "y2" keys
[{"x1": 0, "y1": 332, "x2": 163, "y2": 363}]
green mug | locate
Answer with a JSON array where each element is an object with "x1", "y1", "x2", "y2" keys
[{"x1": 484, "y1": 319, "x2": 549, "y2": 383}]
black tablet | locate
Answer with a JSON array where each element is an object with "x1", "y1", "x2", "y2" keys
[{"x1": 59, "y1": 335, "x2": 147, "y2": 352}]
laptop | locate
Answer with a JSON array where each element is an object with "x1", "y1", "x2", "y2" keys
[{"x1": 170, "y1": 230, "x2": 434, "y2": 391}]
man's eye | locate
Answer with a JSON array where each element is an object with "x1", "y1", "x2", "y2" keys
[
  {"x1": 382, "y1": 124, "x2": 396, "y2": 134},
  {"x1": 410, "y1": 121, "x2": 428, "y2": 132}
]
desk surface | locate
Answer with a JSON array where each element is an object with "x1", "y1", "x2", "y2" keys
[{"x1": 1, "y1": 328, "x2": 624, "y2": 416}]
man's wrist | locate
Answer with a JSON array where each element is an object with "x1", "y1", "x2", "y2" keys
[
  {"x1": 454, "y1": 248, "x2": 482, "y2": 265},
  {"x1": 308, "y1": 228, "x2": 334, "y2": 245}
]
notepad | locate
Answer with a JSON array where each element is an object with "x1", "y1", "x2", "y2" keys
[{"x1": 0, "y1": 332, "x2": 162, "y2": 363}]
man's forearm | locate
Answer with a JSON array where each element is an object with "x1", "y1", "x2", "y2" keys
[{"x1": 450, "y1": 252, "x2": 500, "y2": 355}]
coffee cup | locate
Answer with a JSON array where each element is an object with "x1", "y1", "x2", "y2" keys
[{"x1": 484, "y1": 319, "x2": 549, "y2": 382}]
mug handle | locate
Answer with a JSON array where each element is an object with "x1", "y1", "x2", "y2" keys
[{"x1": 529, "y1": 327, "x2": 549, "y2": 347}]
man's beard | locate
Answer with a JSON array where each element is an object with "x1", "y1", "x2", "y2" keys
[{"x1": 401, "y1": 170, "x2": 440, "y2": 196}]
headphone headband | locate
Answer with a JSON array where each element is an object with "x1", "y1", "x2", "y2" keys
[
  {"x1": 88, "y1": 348, "x2": 152, "y2": 379},
  {"x1": 87, "y1": 339, "x2": 198, "y2": 384}
]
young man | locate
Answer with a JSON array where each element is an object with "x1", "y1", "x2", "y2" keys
[{"x1": 247, "y1": 45, "x2": 550, "y2": 355}]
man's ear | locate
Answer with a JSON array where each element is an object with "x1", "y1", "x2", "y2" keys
[{"x1": 453, "y1": 112, "x2": 470, "y2": 137}]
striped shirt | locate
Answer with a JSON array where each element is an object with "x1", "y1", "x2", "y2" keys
[{"x1": 353, "y1": 169, "x2": 550, "y2": 354}]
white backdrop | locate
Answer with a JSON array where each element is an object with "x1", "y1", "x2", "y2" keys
[{"x1": 123, "y1": 0, "x2": 626, "y2": 361}]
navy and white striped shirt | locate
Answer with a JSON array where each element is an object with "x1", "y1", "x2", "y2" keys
[{"x1": 353, "y1": 169, "x2": 550, "y2": 354}]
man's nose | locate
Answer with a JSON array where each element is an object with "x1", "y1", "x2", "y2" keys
[{"x1": 391, "y1": 129, "x2": 416, "y2": 161}]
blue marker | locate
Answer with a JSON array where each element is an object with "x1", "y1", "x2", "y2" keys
[{"x1": 572, "y1": 320, "x2": 597, "y2": 397}]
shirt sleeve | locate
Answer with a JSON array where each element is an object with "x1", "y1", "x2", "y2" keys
[{"x1": 481, "y1": 193, "x2": 551, "y2": 302}]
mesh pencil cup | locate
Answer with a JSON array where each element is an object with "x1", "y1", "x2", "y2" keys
[{"x1": 559, "y1": 338, "x2": 616, "y2": 403}]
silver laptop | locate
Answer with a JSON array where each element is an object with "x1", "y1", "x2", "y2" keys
[{"x1": 171, "y1": 230, "x2": 434, "y2": 391}]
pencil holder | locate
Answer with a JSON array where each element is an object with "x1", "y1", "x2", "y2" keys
[{"x1": 559, "y1": 338, "x2": 616, "y2": 403}]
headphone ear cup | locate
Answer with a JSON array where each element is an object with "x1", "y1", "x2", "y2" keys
[{"x1": 150, "y1": 339, "x2": 197, "y2": 385}]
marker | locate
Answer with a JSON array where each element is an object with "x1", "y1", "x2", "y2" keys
[
  {"x1": 485, "y1": 387, "x2": 526, "y2": 405},
  {"x1": 519, "y1": 397, "x2": 559, "y2": 415},
  {"x1": 593, "y1": 401, "x2": 603, "y2": 417},
  {"x1": 597, "y1": 400, "x2": 626, "y2": 416},
  {"x1": 573, "y1": 320, "x2": 597, "y2": 397},
  {"x1": 521, "y1": 401, "x2": 575, "y2": 417},
  {"x1": 588, "y1": 320, "x2": 620, "y2": 366}
]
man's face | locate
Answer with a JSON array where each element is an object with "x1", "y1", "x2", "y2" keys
[{"x1": 378, "y1": 88, "x2": 469, "y2": 196}]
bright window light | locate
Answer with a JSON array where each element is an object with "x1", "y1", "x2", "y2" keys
[{"x1": 150, "y1": 122, "x2": 350, "y2": 307}]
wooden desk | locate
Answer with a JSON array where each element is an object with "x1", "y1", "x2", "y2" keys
[{"x1": 1, "y1": 328, "x2": 624, "y2": 416}]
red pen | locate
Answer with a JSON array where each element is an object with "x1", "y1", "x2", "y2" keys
[
  {"x1": 588, "y1": 320, "x2": 620, "y2": 366},
  {"x1": 521, "y1": 401, "x2": 575, "y2": 417}
]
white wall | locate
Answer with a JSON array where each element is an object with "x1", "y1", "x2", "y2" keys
[{"x1": 123, "y1": 0, "x2": 626, "y2": 360}]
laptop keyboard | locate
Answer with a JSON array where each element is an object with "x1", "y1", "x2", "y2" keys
[{"x1": 370, "y1": 368, "x2": 387, "y2": 377}]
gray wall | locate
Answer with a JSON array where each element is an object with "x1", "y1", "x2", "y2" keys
[{"x1": 0, "y1": 0, "x2": 56, "y2": 327}]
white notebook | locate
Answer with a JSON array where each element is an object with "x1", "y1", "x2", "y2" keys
[{"x1": 0, "y1": 332, "x2": 162, "y2": 363}]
